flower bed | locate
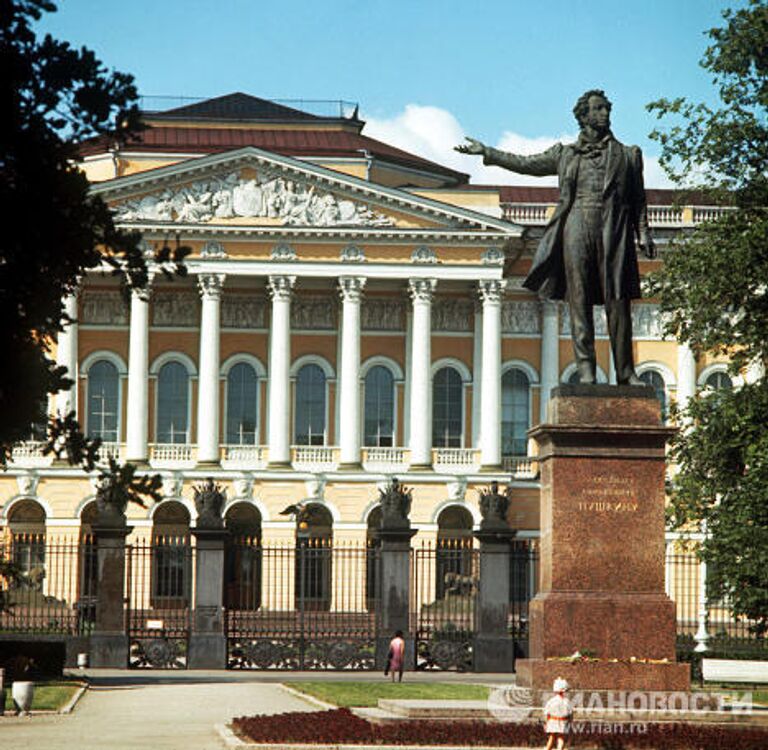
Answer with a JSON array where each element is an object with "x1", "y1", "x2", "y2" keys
[{"x1": 232, "y1": 707, "x2": 768, "y2": 749}]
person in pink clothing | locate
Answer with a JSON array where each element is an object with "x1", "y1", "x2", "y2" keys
[{"x1": 385, "y1": 630, "x2": 406, "y2": 682}]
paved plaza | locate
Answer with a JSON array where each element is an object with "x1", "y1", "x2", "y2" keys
[{"x1": 0, "y1": 670, "x2": 513, "y2": 750}]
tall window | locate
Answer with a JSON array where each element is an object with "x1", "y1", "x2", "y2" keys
[
  {"x1": 639, "y1": 370, "x2": 667, "y2": 419},
  {"x1": 225, "y1": 503, "x2": 262, "y2": 611},
  {"x1": 433, "y1": 367, "x2": 463, "y2": 447},
  {"x1": 295, "y1": 364, "x2": 326, "y2": 445},
  {"x1": 151, "y1": 501, "x2": 191, "y2": 608},
  {"x1": 502, "y1": 369, "x2": 530, "y2": 456},
  {"x1": 226, "y1": 363, "x2": 258, "y2": 444},
  {"x1": 436, "y1": 506, "x2": 473, "y2": 599},
  {"x1": 156, "y1": 362, "x2": 189, "y2": 444},
  {"x1": 87, "y1": 360, "x2": 120, "y2": 441},
  {"x1": 8, "y1": 500, "x2": 46, "y2": 590},
  {"x1": 364, "y1": 366, "x2": 394, "y2": 447},
  {"x1": 295, "y1": 504, "x2": 333, "y2": 611},
  {"x1": 705, "y1": 371, "x2": 732, "y2": 390}
]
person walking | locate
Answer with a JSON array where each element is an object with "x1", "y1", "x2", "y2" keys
[
  {"x1": 385, "y1": 630, "x2": 406, "y2": 682},
  {"x1": 544, "y1": 677, "x2": 573, "y2": 750}
]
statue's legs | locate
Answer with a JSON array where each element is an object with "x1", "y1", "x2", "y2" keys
[
  {"x1": 564, "y1": 206, "x2": 602, "y2": 384},
  {"x1": 605, "y1": 298, "x2": 641, "y2": 385}
]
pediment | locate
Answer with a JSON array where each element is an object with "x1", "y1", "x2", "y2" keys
[{"x1": 92, "y1": 147, "x2": 518, "y2": 235}]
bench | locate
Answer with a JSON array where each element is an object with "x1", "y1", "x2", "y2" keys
[{"x1": 702, "y1": 658, "x2": 768, "y2": 684}]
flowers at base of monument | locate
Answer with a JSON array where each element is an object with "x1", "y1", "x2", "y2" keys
[{"x1": 546, "y1": 652, "x2": 671, "y2": 665}]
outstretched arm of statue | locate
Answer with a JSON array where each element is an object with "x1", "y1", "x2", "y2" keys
[{"x1": 456, "y1": 138, "x2": 562, "y2": 177}]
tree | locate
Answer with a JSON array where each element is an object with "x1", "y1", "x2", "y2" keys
[
  {"x1": 0, "y1": 1, "x2": 186, "y2": 486},
  {"x1": 647, "y1": 0, "x2": 768, "y2": 636}
]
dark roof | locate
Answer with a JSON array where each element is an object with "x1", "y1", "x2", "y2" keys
[
  {"x1": 149, "y1": 92, "x2": 326, "y2": 122},
  {"x1": 82, "y1": 126, "x2": 469, "y2": 184}
]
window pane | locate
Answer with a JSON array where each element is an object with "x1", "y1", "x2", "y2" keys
[
  {"x1": 432, "y1": 367, "x2": 463, "y2": 448},
  {"x1": 639, "y1": 370, "x2": 666, "y2": 419},
  {"x1": 364, "y1": 366, "x2": 394, "y2": 447},
  {"x1": 705, "y1": 371, "x2": 732, "y2": 390},
  {"x1": 502, "y1": 369, "x2": 530, "y2": 456},
  {"x1": 87, "y1": 360, "x2": 119, "y2": 441},
  {"x1": 157, "y1": 362, "x2": 189, "y2": 444},
  {"x1": 295, "y1": 364, "x2": 326, "y2": 445},
  {"x1": 226, "y1": 363, "x2": 258, "y2": 444}
]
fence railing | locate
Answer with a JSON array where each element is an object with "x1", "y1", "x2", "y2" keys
[{"x1": 0, "y1": 535, "x2": 96, "y2": 635}]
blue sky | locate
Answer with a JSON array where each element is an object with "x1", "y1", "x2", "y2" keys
[{"x1": 37, "y1": 0, "x2": 741, "y2": 187}]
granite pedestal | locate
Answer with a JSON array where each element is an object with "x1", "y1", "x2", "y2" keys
[{"x1": 516, "y1": 385, "x2": 690, "y2": 693}]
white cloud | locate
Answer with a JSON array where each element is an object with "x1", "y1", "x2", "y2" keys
[{"x1": 363, "y1": 103, "x2": 674, "y2": 189}]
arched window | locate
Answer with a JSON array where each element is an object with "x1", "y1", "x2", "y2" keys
[
  {"x1": 639, "y1": 370, "x2": 667, "y2": 419},
  {"x1": 705, "y1": 371, "x2": 732, "y2": 390},
  {"x1": 87, "y1": 360, "x2": 120, "y2": 441},
  {"x1": 8, "y1": 499, "x2": 46, "y2": 590},
  {"x1": 433, "y1": 367, "x2": 463, "y2": 448},
  {"x1": 225, "y1": 503, "x2": 262, "y2": 611},
  {"x1": 502, "y1": 369, "x2": 530, "y2": 457},
  {"x1": 436, "y1": 506, "x2": 474, "y2": 599},
  {"x1": 295, "y1": 504, "x2": 333, "y2": 611},
  {"x1": 151, "y1": 501, "x2": 191, "y2": 607},
  {"x1": 156, "y1": 362, "x2": 189, "y2": 444},
  {"x1": 364, "y1": 366, "x2": 395, "y2": 447},
  {"x1": 294, "y1": 364, "x2": 326, "y2": 445},
  {"x1": 226, "y1": 363, "x2": 258, "y2": 445}
]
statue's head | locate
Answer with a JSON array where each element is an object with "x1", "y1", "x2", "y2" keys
[{"x1": 573, "y1": 89, "x2": 612, "y2": 132}]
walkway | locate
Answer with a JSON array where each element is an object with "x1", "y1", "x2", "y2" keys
[{"x1": 0, "y1": 671, "x2": 515, "y2": 750}]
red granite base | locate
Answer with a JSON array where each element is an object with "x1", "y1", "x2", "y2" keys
[
  {"x1": 529, "y1": 591, "x2": 678, "y2": 660},
  {"x1": 516, "y1": 658, "x2": 691, "y2": 693}
]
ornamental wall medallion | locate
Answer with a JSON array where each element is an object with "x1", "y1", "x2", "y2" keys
[
  {"x1": 81, "y1": 290, "x2": 129, "y2": 325},
  {"x1": 433, "y1": 299, "x2": 474, "y2": 332},
  {"x1": 222, "y1": 295, "x2": 266, "y2": 329},
  {"x1": 501, "y1": 301, "x2": 541, "y2": 334},
  {"x1": 291, "y1": 295, "x2": 335, "y2": 330},
  {"x1": 152, "y1": 291, "x2": 199, "y2": 327},
  {"x1": 362, "y1": 299, "x2": 404, "y2": 331},
  {"x1": 114, "y1": 170, "x2": 396, "y2": 227}
]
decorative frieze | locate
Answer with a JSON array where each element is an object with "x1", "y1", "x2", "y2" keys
[
  {"x1": 632, "y1": 303, "x2": 667, "y2": 340},
  {"x1": 292, "y1": 295, "x2": 336, "y2": 330},
  {"x1": 362, "y1": 299, "x2": 405, "y2": 331},
  {"x1": 221, "y1": 295, "x2": 266, "y2": 329},
  {"x1": 152, "y1": 291, "x2": 199, "y2": 327},
  {"x1": 81, "y1": 290, "x2": 129, "y2": 325},
  {"x1": 341, "y1": 244, "x2": 366, "y2": 263},
  {"x1": 501, "y1": 301, "x2": 541, "y2": 334},
  {"x1": 433, "y1": 298, "x2": 474, "y2": 332},
  {"x1": 114, "y1": 170, "x2": 396, "y2": 227},
  {"x1": 481, "y1": 247, "x2": 505, "y2": 266},
  {"x1": 560, "y1": 303, "x2": 608, "y2": 337},
  {"x1": 271, "y1": 243, "x2": 297, "y2": 261},
  {"x1": 200, "y1": 240, "x2": 226, "y2": 258}
]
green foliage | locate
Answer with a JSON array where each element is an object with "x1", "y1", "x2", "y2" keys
[
  {"x1": 0, "y1": 0, "x2": 188, "y2": 464},
  {"x1": 647, "y1": 1, "x2": 768, "y2": 636},
  {"x1": 290, "y1": 681, "x2": 490, "y2": 708},
  {"x1": 0, "y1": 2, "x2": 188, "y2": 513}
]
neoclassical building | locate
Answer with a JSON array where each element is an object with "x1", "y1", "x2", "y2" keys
[{"x1": 1, "y1": 93, "x2": 734, "y2": 556}]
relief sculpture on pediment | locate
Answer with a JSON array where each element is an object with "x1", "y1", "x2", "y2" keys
[
  {"x1": 221, "y1": 295, "x2": 266, "y2": 329},
  {"x1": 433, "y1": 299, "x2": 473, "y2": 332},
  {"x1": 291, "y1": 296, "x2": 335, "y2": 330},
  {"x1": 81, "y1": 290, "x2": 128, "y2": 325},
  {"x1": 501, "y1": 301, "x2": 540, "y2": 334},
  {"x1": 152, "y1": 291, "x2": 199, "y2": 327},
  {"x1": 362, "y1": 299, "x2": 404, "y2": 331},
  {"x1": 114, "y1": 169, "x2": 396, "y2": 227}
]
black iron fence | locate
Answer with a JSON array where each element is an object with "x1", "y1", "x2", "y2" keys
[
  {"x1": 225, "y1": 539, "x2": 379, "y2": 669},
  {"x1": 0, "y1": 535, "x2": 96, "y2": 635}
]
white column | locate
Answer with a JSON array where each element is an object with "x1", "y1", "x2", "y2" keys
[
  {"x1": 408, "y1": 278, "x2": 436, "y2": 469},
  {"x1": 338, "y1": 276, "x2": 366, "y2": 468},
  {"x1": 479, "y1": 280, "x2": 506, "y2": 469},
  {"x1": 539, "y1": 301, "x2": 560, "y2": 423},
  {"x1": 56, "y1": 291, "x2": 80, "y2": 417},
  {"x1": 745, "y1": 358, "x2": 765, "y2": 384},
  {"x1": 471, "y1": 302, "x2": 483, "y2": 448},
  {"x1": 676, "y1": 341, "x2": 697, "y2": 413},
  {"x1": 267, "y1": 275, "x2": 296, "y2": 468},
  {"x1": 126, "y1": 284, "x2": 151, "y2": 462},
  {"x1": 196, "y1": 273, "x2": 225, "y2": 465}
]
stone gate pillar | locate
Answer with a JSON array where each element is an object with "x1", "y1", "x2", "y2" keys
[
  {"x1": 188, "y1": 479, "x2": 228, "y2": 669},
  {"x1": 474, "y1": 481, "x2": 516, "y2": 672},
  {"x1": 376, "y1": 478, "x2": 417, "y2": 669},
  {"x1": 90, "y1": 493, "x2": 131, "y2": 668}
]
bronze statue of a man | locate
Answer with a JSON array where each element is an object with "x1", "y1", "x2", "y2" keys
[{"x1": 457, "y1": 90, "x2": 656, "y2": 385}]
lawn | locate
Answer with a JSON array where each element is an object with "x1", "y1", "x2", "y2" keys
[
  {"x1": 4, "y1": 681, "x2": 82, "y2": 712},
  {"x1": 290, "y1": 681, "x2": 490, "y2": 708}
]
